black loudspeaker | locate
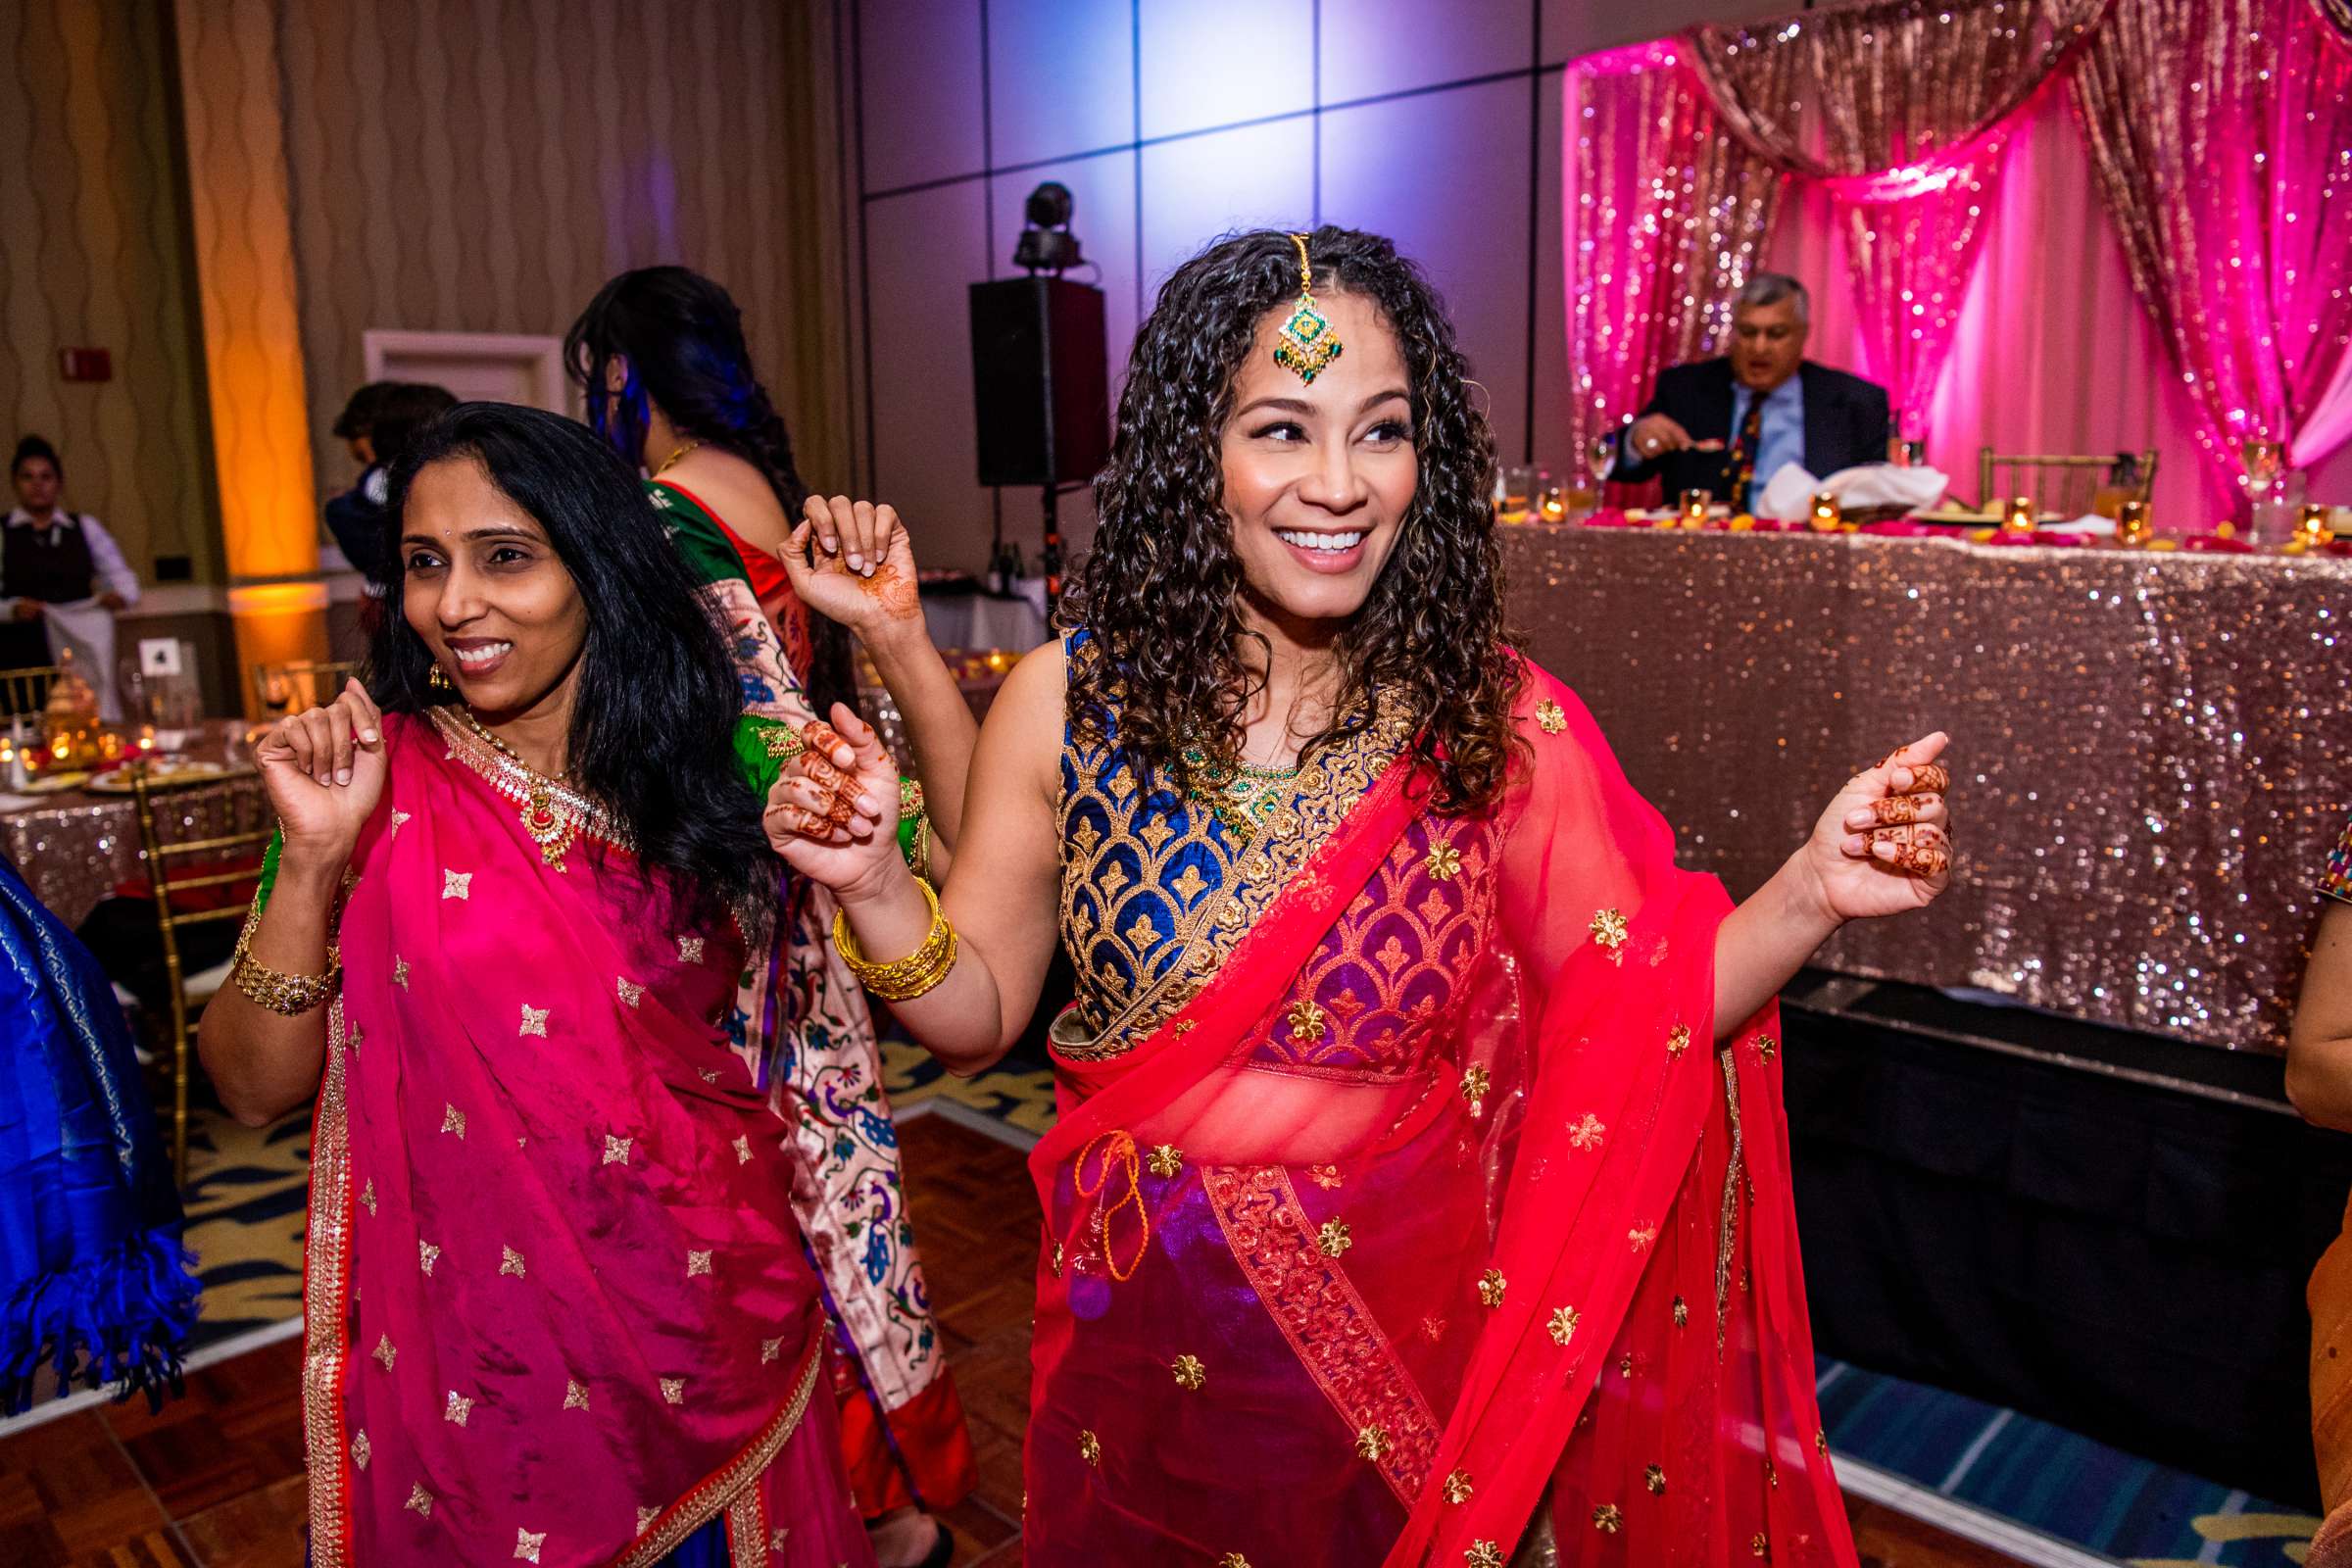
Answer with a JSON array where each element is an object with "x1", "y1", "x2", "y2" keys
[{"x1": 968, "y1": 277, "x2": 1110, "y2": 488}]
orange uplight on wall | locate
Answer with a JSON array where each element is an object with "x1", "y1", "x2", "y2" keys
[{"x1": 171, "y1": 0, "x2": 329, "y2": 710}]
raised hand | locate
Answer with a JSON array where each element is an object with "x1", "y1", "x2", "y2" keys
[
  {"x1": 1796, "y1": 731, "x2": 1956, "y2": 924},
  {"x1": 254, "y1": 678, "x2": 388, "y2": 870},
  {"x1": 761, "y1": 705, "x2": 905, "y2": 900},
  {"x1": 779, "y1": 495, "x2": 924, "y2": 639}
]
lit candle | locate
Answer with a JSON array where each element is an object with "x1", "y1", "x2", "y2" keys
[
  {"x1": 1680, "y1": 489, "x2": 1710, "y2": 528},
  {"x1": 2117, "y1": 500, "x2": 2152, "y2": 547},
  {"x1": 2001, "y1": 495, "x2": 2036, "y2": 535},
  {"x1": 1808, "y1": 492, "x2": 1842, "y2": 531},
  {"x1": 2298, "y1": 503, "x2": 2334, "y2": 548}
]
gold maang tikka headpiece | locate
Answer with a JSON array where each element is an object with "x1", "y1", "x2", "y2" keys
[{"x1": 1272, "y1": 232, "x2": 1342, "y2": 384}]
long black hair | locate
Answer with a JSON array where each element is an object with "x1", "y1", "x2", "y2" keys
[
  {"x1": 1063, "y1": 226, "x2": 1522, "y2": 810},
  {"x1": 564, "y1": 266, "x2": 855, "y2": 717},
  {"x1": 369, "y1": 402, "x2": 775, "y2": 923}
]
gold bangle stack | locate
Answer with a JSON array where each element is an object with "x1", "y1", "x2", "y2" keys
[
  {"x1": 831, "y1": 877, "x2": 957, "y2": 1002},
  {"x1": 229, "y1": 904, "x2": 341, "y2": 1016}
]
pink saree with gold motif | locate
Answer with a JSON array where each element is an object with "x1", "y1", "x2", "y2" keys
[
  {"x1": 1023, "y1": 644, "x2": 1855, "y2": 1566},
  {"x1": 299, "y1": 710, "x2": 872, "y2": 1567}
]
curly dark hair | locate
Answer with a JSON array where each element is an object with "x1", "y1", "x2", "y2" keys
[
  {"x1": 564, "y1": 266, "x2": 856, "y2": 718},
  {"x1": 1061, "y1": 225, "x2": 1523, "y2": 810},
  {"x1": 369, "y1": 402, "x2": 777, "y2": 927}
]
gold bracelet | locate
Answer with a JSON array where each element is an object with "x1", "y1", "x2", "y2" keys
[
  {"x1": 898, "y1": 777, "x2": 931, "y2": 880},
  {"x1": 229, "y1": 902, "x2": 341, "y2": 1016},
  {"x1": 831, "y1": 877, "x2": 957, "y2": 1002},
  {"x1": 906, "y1": 810, "x2": 931, "y2": 882}
]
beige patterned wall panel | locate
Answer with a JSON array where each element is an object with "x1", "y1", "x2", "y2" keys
[
  {"x1": 276, "y1": 0, "x2": 850, "y2": 500},
  {"x1": 0, "y1": 0, "x2": 211, "y2": 578}
]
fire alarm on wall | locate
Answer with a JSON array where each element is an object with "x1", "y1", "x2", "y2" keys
[{"x1": 59, "y1": 348, "x2": 112, "y2": 382}]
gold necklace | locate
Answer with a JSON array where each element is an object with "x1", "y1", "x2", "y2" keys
[
  {"x1": 652, "y1": 439, "x2": 702, "y2": 478},
  {"x1": 455, "y1": 709, "x2": 580, "y2": 869}
]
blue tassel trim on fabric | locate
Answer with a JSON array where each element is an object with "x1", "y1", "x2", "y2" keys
[{"x1": 0, "y1": 1225, "x2": 201, "y2": 1415}]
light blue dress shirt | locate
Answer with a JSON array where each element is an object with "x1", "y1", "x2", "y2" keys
[{"x1": 1730, "y1": 375, "x2": 1805, "y2": 511}]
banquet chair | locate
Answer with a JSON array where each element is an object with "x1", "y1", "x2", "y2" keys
[
  {"x1": 1978, "y1": 448, "x2": 2158, "y2": 516},
  {"x1": 252, "y1": 659, "x2": 358, "y2": 717},
  {"x1": 128, "y1": 760, "x2": 275, "y2": 1181},
  {"x1": 0, "y1": 663, "x2": 61, "y2": 719}
]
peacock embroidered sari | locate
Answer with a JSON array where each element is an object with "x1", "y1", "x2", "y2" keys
[{"x1": 648, "y1": 476, "x2": 975, "y2": 1519}]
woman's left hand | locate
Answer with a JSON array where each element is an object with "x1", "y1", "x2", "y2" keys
[
  {"x1": 1795, "y1": 731, "x2": 1956, "y2": 926},
  {"x1": 779, "y1": 495, "x2": 924, "y2": 640}
]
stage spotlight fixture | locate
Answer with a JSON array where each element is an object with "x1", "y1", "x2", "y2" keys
[{"x1": 1012, "y1": 181, "x2": 1083, "y2": 274}]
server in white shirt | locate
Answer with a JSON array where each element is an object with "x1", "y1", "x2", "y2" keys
[{"x1": 2, "y1": 435, "x2": 141, "y2": 677}]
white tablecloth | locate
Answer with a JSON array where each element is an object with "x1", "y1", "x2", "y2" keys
[{"x1": 920, "y1": 578, "x2": 1050, "y2": 653}]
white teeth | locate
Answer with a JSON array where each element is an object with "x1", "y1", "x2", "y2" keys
[
  {"x1": 1276, "y1": 530, "x2": 1363, "y2": 553},
  {"x1": 453, "y1": 642, "x2": 513, "y2": 666}
]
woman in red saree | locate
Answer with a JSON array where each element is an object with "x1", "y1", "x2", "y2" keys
[
  {"x1": 767, "y1": 228, "x2": 1957, "y2": 1565},
  {"x1": 200, "y1": 405, "x2": 874, "y2": 1566}
]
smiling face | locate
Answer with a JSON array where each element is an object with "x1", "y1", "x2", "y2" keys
[
  {"x1": 1219, "y1": 289, "x2": 1418, "y2": 637},
  {"x1": 399, "y1": 455, "x2": 589, "y2": 722}
]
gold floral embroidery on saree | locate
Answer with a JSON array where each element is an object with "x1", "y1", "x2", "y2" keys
[{"x1": 1245, "y1": 815, "x2": 1498, "y2": 1081}]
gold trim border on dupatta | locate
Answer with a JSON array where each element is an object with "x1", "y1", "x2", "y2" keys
[
  {"x1": 1202, "y1": 1163, "x2": 1446, "y2": 1506},
  {"x1": 613, "y1": 1334, "x2": 826, "y2": 1568},
  {"x1": 302, "y1": 997, "x2": 358, "y2": 1568},
  {"x1": 724, "y1": 1486, "x2": 768, "y2": 1568}
]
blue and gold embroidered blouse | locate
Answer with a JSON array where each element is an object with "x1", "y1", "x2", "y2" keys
[{"x1": 1050, "y1": 632, "x2": 1423, "y2": 1062}]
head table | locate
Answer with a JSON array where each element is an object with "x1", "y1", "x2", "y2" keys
[{"x1": 1500, "y1": 520, "x2": 2348, "y2": 1053}]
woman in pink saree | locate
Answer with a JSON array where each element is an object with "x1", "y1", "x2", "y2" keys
[
  {"x1": 768, "y1": 228, "x2": 1957, "y2": 1564},
  {"x1": 200, "y1": 404, "x2": 874, "y2": 1566}
]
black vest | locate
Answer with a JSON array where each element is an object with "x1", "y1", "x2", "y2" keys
[{"x1": 3, "y1": 515, "x2": 99, "y2": 604}]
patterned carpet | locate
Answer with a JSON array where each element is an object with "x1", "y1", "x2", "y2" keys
[
  {"x1": 178, "y1": 1103, "x2": 310, "y2": 1355},
  {"x1": 878, "y1": 1032, "x2": 1056, "y2": 1145}
]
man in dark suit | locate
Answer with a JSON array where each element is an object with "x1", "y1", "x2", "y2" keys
[{"x1": 1612, "y1": 273, "x2": 1890, "y2": 511}]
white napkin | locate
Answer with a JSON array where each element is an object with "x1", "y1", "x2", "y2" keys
[
  {"x1": 40, "y1": 599, "x2": 120, "y2": 723},
  {"x1": 1756, "y1": 461, "x2": 1951, "y2": 521},
  {"x1": 2040, "y1": 514, "x2": 2117, "y2": 535}
]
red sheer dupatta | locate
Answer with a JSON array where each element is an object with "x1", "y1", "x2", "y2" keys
[{"x1": 1023, "y1": 662, "x2": 1854, "y2": 1567}]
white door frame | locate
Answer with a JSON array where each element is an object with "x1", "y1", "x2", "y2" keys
[{"x1": 360, "y1": 329, "x2": 572, "y2": 414}]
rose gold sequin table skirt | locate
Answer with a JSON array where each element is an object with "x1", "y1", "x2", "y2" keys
[
  {"x1": 0, "y1": 764, "x2": 270, "y2": 927},
  {"x1": 1501, "y1": 525, "x2": 2351, "y2": 1052}
]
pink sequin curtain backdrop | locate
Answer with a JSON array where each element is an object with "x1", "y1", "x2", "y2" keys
[
  {"x1": 1688, "y1": 0, "x2": 2106, "y2": 440},
  {"x1": 1560, "y1": 42, "x2": 1784, "y2": 490},
  {"x1": 1562, "y1": 0, "x2": 2352, "y2": 505},
  {"x1": 2072, "y1": 0, "x2": 2352, "y2": 490}
]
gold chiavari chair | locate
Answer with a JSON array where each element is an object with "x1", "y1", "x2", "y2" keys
[
  {"x1": 252, "y1": 659, "x2": 359, "y2": 718},
  {"x1": 128, "y1": 760, "x2": 276, "y2": 1181},
  {"x1": 0, "y1": 662, "x2": 61, "y2": 718},
  {"x1": 1978, "y1": 448, "x2": 2159, "y2": 517}
]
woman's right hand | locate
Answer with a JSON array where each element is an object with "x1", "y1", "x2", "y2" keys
[
  {"x1": 761, "y1": 705, "x2": 904, "y2": 902},
  {"x1": 778, "y1": 496, "x2": 925, "y2": 643},
  {"x1": 254, "y1": 678, "x2": 387, "y2": 870}
]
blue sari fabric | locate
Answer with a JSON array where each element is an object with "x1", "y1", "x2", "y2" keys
[{"x1": 0, "y1": 855, "x2": 199, "y2": 1413}]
